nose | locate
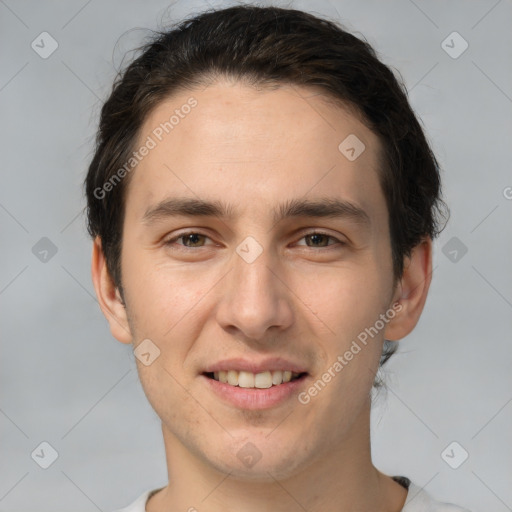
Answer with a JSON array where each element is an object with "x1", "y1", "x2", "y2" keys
[{"x1": 215, "y1": 240, "x2": 294, "y2": 343}]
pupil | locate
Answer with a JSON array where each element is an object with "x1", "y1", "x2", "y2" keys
[
  {"x1": 309, "y1": 234, "x2": 326, "y2": 247},
  {"x1": 186, "y1": 234, "x2": 202, "y2": 246}
]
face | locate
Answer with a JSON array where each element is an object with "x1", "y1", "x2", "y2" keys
[{"x1": 98, "y1": 80, "x2": 409, "y2": 481}]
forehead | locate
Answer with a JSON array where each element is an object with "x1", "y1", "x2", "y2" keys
[{"x1": 126, "y1": 81, "x2": 386, "y2": 228}]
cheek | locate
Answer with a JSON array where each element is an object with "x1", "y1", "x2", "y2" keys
[
  {"x1": 292, "y1": 260, "x2": 390, "y2": 343},
  {"x1": 122, "y1": 244, "x2": 208, "y2": 332}
]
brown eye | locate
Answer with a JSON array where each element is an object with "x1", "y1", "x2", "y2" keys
[
  {"x1": 305, "y1": 233, "x2": 331, "y2": 247},
  {"x1": 297, "y1": 231, "x2": 344, "y2": 248},
  {"x1": 165, "y1": 232, "x2": 210, "y2": 248}
]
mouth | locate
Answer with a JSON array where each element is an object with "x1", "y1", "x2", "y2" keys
[
  {"x1": 202, "y1": 370, "x2": 308, "y2": 389},
  {"x1": 201, "y1": 369, "x2": 310, "y2": 410}
]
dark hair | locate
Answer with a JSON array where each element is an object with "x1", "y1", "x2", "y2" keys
[{"x1": 84, "y1": 5, "x2": 448, "y2": 383}]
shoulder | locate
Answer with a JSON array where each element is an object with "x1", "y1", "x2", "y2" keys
[
  {"x1": 112, "y1": 481, "x2": 472, "y2": 512},
  {"x1": 402, "y1": 481, "x2": 472, "y2": 512},
  {"x1": 111, "y1": 488, "x2": 161, "y2": 512}
]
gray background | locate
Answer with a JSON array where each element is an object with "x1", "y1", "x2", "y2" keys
[{"x1": 1, "y1": 0, "x2": 511, "y2": 510}]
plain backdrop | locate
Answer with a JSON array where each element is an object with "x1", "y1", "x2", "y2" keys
[{"x1": 1, "y1": 0, "x2": 511, "y2": 511}]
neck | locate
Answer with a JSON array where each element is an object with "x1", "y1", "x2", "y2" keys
[{"x1": 147, "y1": 401, "x2": 407, "y2": 512}]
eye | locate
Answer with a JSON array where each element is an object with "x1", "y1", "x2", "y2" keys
[
  {"x1": 296, "y1": 231, "x2": 345, "y2": 249},
  {"x1": 164, "y1": 231, "x2": 212, "y2": 248},
  {"x1": 164, "y1": 230, "x2": 345, "y2": 250}
]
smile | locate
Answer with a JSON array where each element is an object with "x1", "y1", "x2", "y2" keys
[
  {"x1": 201, "y1": 370, "x2": 309, "y2": 410},
  {"x1": 204, "y1": 370, "x2": 305, "y2": 388}
]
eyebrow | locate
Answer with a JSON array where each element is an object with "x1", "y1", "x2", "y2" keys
[{"x1": 142, "y1": 196, "x2": 371, "y2": 227}]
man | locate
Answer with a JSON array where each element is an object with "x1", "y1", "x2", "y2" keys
[{"x1": 85, "y1": 5, "x2": 471, "y2": 511}]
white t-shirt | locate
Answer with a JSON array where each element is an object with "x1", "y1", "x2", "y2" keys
[{"x1": 112, "y1": 476, "x2": 472, "y2": 511}]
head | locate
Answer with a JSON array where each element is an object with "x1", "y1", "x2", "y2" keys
[{"x1": 86, "y1": 5, "x2": 447, "y2": 480}]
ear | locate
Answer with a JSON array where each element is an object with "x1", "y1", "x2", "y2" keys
[
  {"x1": 384, "y1": 237, "x2": 433, "y2": 341},
  {"x1": 91, "y1": 236, "x2": 133, "y2": 344}
]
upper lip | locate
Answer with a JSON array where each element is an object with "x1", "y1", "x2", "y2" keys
[{"x1": 203, "y1": 357, "x2": 309, "y2": 375}]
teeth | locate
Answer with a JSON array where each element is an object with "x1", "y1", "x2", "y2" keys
[
  {"x1": 254, "y1": 371, "x2": 272, "y2": 389},
  {"x1": 210, "y1": 370, "x2": 301, "y2": 388},
  {"x1": 238, "y1": 371, "x2": 255, "y2": 388},
  {"x1": 227, "y1": 370, "x2": 238, "y2": 386}
]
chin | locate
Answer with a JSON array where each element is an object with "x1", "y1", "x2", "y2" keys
[{"x1": 206, "y1": 440, "x2": 307, "y2": 482}]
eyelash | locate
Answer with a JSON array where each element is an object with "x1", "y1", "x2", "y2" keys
[{"x1": 164, "y1": 230, "x2": 345, "y2": 250}]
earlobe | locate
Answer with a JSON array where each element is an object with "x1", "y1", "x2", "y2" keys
[
  {"x1": 384, "y1": 237, "x2": 433, "y2": 341},
  {"x1": 91, "y1": 236, "x2": 132, "y2": 344}
]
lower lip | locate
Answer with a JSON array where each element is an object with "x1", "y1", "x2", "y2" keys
[{"x1": 200, "y1": 374, "x2": 308, "y2": 410}]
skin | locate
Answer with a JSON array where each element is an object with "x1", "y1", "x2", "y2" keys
[{"x1": 92, "y1": 80, "x2": 432, "y2": 512}]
